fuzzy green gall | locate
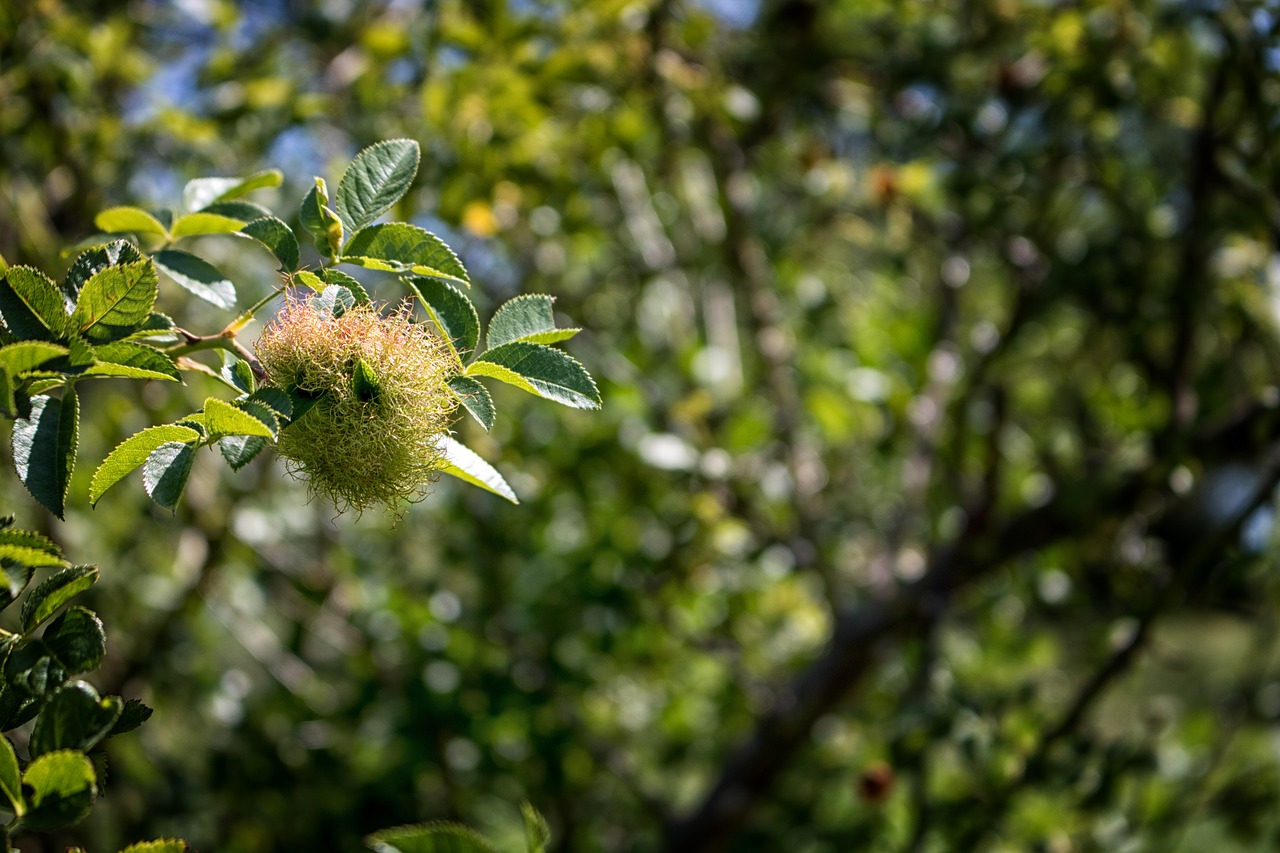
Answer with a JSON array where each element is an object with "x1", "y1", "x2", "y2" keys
[{"x1": 255, "y1": 295, "x2": 458, "y2": 512}]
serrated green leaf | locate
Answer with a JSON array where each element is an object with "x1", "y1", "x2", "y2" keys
[
  {"x1": 218, "y1": 435, "x2": 267, "y2": 471},
  {"x1": 0, "y1": 543, "x2": 64, "y2": 570},
  {"x1": 402, "y1": 276, "x2": 478, "y2": 358},
  {"x1": 42, "y1": 606, "x2": 106, "y2": 674},
  {"x1": 521, "y1": 802, "x2": 550, "y2": 853},
  {"x1": 0, "y1": 642, "x2": 67, "y2": 729},
  {"x1": 314, "y1": 285, "x2": 355, "y2": 318},
  {"x1": 154, "y1": 248, "x2": 236, "y2": 310},
  {"x1": 322, "y1": 268, "x2": 370, "y2": 303},
  {"x1": 0, "y1": 527, "x2": 62, "y2": 560},
  {"x1": 86, "y1": 341, "x2": 180, "y2": 381},
  {"x1": 341, "y1": 223, "x2": 469, "y2": 286},
  {"x1": 183, "y1": 170, "x2": 282, "y2": 212},
  {"x1": 142, "y1": 442, "x2": 195, "y2": 512},
  {"x1": 336, "y1": 139, "x2": 420, "y2": 235},
  {"x1": 467, "y1": 342, "x2": 601, "y2": 409},
  {"x1": 366, "y1": 821, "x2": 497, "y2": 853},
  {"x1": 245, "y1": 386, "x2": 292, "y2": 421},
  {"x1": 435, "y1": 436, "x2": 518, "y2": 503},
  {"x1": 108, "y1": 698, "x2": 153, "y2": 738},
  {"x1": 72, "y1": 260, "x2": 159, "y2": 343},
  {"x1": 61, "y1": 241, "x2": 145, "y2": 308},
  {"x1": 30, "y1": 682, "x2": 122, "y2": 758},
  {"x1": 94, "y1": 207, "x2": 168, "y2": 238},
  {"x1": 12, "y1": 391, "x2": 79, "y2": 519},
  {"x1": 19, "y1": 749, "x2": 96, "y2": 831},
  {"x1": 6, "y1": 266, "x2": 72, "y2": 338},
  {"x1": 241, "y1": 216, "x2": 300, "y2": 272},
  {"x1": 22, "y1": 565, "x2": 98, "y2": 632},
  {"x1": 0, "y1": 736, "x2": 24, "y2": 817},
  {"x1": 0, "y1": 275, "x2": 55, "y2": 340},
  {"x1": 236, "y1": 399, "x2": 280, "y2": 438},
  {"x1": 220, "y1": 351, "x2": 256, "y2": 394},
  {"x1": 486, "y1": 295, "x2": 579, "y2": 349},
  {"x1": 119, "y1": 840, "x2": 191, "y2": 853},
  {"x1": 90, "y1": 424, "x2": 201, "y2": 506},
  {"x1": 200, "y1": 397, "x2": 275, "y2": 438},
  {"x1": 170, "y1": 212, "x2": 246, "y2": 239},
  {"x1": 448, "y1": 376, "x2": 494, "y2": 430},
  {"x1": 0, "y1": 341, "x2": 69, "y2": 375},
  {"x1": 21, "y1": 563, "x2": 97, "y2": 630}
]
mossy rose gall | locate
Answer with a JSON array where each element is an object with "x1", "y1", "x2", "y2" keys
[{"x1": 255, "y1": 295, "x2": 459, "y2": 512}]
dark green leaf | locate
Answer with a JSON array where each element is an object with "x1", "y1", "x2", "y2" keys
[
  {"x1": 142, "y1": 442, "x2": 195, "y2": 512},
  {"x1": 220, "y1": 351, "x2": 256, "y2": 395},
  {"x1": 241, "y1": 216, "x2": 300, "y2": 272},
  {"x1": 19, "y1": 749, "x2": 96, "y2": 831},
  {"x1": 1, "y1": 642, "x2": 68, "y2": 728},
  {"x1": 218, "y1": 435, "x2": 267, "y2": 471},
  {"x1": 90, "y1": 424, "x2": 202, "y2": 506},
  {"x1": 12, "y1": 391, "x2": 79, "y2": 519},
  {"x1": 5, "y1": 266, "x2": 71, "y2": 338},
  {"x1": 30, "y1": 681, "x2": 122, "y2": 758},
  {"x1": 468, "y1": 342, "x2": 601, "y2": 409},
  {"x1": 342, "y1": 223, "x2": 468, "y2": 286},
  {"x1": 448, "y1": 375, "x2": 495, "y2": 430},
  {"x1": 0, "y1": 275, "x2": 55, "y2": 340},
  {"x1": 22, "y1": 565, "x2": 98, "y2": 632},
  {"x1": 335, "y1": 139, "x2": 420, "y2": 235},
  {"x1": 107, "y1": 698, "x2": 153, "y2": 737},
  {"x1": 402, "y1": 276, "x2": 478, "y2": 358},
  {"x1": 71, "y1": 260, "x2": 159, "y2": 343},
  {"x1": 61, "y1": 241, "x2": 145, "y2": 308},
  {"x1": 42, "y1": 606, "x2": 106, "y2": 674},
  {"x1": 365, "y1": 821, "x2": 496, "y2": 853},
  {"x1": 486, "y1": 295, "x2": 580, "y2": 349},
  {"x1": 154, "y1": 249, "x2": 236, "y2": 310},
  {"x1": 245, "y1": 386, "x2": 292, "y2": 421}
]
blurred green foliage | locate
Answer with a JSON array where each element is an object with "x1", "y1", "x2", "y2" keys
[{"x1": 4, "y1": 0, "x2": 1280, "y2": 851}]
